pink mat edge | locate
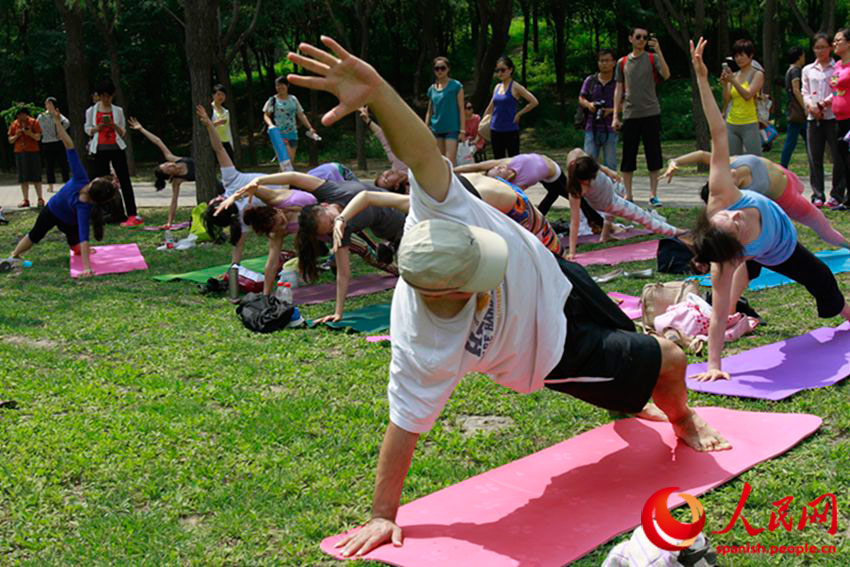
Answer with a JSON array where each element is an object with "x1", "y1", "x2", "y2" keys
[
  {"x1": 69, "y1": 243, "x2": 148, "y2": 278},
  {"x1": 318, "y1": 407, "x2": 822, "y2": 564}
]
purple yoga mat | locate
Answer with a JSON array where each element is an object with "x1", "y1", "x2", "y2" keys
[
  {"x1": 687, "y1": 322, "x2": 850, "y2": 400},
  {"x1": 574, "y1": 239, "x2": 658, "y2": 267},
  {"x1": 294, "y1": 274, "x2": 398, "y2": 305},
  {"x1": 142, "y1": 221, "x2": 191, "y2": 232},
  {"x1": 575, "y1": 227, "x2": 653, "y2": 245}
]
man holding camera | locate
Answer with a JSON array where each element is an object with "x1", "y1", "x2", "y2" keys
[
  {"x1": 612, "y1": 26, "x2": 670, "y2": 205},
  {"x1": 578, "y1": 49, "x2": 618, "y2": 170}
]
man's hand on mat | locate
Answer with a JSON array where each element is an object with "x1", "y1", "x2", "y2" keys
[
  {"x1": 315, "y1": 314, "x2": 342, "y2": 324},
  {"x1": 672, "y1": 410, "x2": 732, "y2": 451},
  {"x1": 335, "y1": 517, "x2": 402, "y2": 557},
  {"x1": 691, "y1": 368, "x2": 731, "y2": 382},
  {"x1": 287, "y1": 36, "x2": 385, "y2": 127},
  {"x1": 663, "y1": 160, "x2": 679, "y2": 183}
]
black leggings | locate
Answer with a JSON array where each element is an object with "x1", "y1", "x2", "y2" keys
[
  {"x1": 42, "y1": 141, "x2": 69, "y2": 185},
  {"x1": 536, "y1": 172, "x2": 605, "y2": 229},
  {"x1": 28, "y1": 206, "x2": 81, "y2": 247},
  {"x1": 746, "y1": 242, "x2": 846, "y2": 318},
  {"x1": 490, "y1": 130, "x2": 520, "y2": 158},
  {"x1": 93, "y1": 148, "x2": 137, "y2": 217}
]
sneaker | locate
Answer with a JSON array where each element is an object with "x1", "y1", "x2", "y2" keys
[
  {"x1": 286, "y1": 307, "x2": 306, "y2": 329},
  {"x1": 0, "y1": 209, "x2": 7, "y2": 225},
  {"x1": 120, "y1": 215, "x2": 144, "y2": 227},
  {"x1": 649, "y1": 196, "x2": 663, "y2": 207},
  {"x1": 826, "y1": 198, "x2": 841, "y2": 209},
  {"x1": 813, "y1": 198, "x2": 825, "y2": 208},
  {"x1": 833, "y1": 203, "x2": 850, "y2": 211}
]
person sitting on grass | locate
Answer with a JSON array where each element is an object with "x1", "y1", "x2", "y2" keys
[
  {"x1": 564, "y1": 149, "x2": 685, "y2": 259},
  {"x1": 7, "y1": 100, "x2": 117, "y2": 278},
  {"x1": 688, "y1": 37, "x2": 850, "y2": 382},
  {"x1": 127, "y1": 117, "x2": 195, "y2": 229},
  {"x1": 287, "y1": 35, "x2": 731, "y2": 558},
  {"x1": 665, "y1": 148, "x2": 850, "y2": 250}
]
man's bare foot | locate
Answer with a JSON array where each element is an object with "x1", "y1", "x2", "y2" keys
[
  {"x1": 634, "y1": 402, "x2": 668, "y2": 422},
  {"x1": 671, "y1": 410, "x2": 731, "y2": 451}
]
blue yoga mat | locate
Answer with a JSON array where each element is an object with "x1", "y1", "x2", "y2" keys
[
  {"x1": 694, "y1": 249, "x2": 850, "y2": 290},
  {"x1": 268, "y1": 127, "x2": 292, "y2": 168}
]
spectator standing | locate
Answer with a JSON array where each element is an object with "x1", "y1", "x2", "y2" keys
[
  {"x1": 262, "y1": 75, "x2": 316, "y2": 167},
  {"x1": 85, "y1": 81, "x2": 141, "y2": 226},
  {"x1": 612, "y1": 26, "x2": 670, "y2": 205},
  {"x1": 578, "y1": 49, "x2": 618, "y2": 170},
  {"x1": 211, "y1": 84, "x2": 235, "y2": 161},
  {"x1": 803, "y1": 33, "x2": 845, "y2": 208},
  {"x1": 830, "y1": 29, "x2": 850, "y2": 209},
  {"x1": 37, "y1": 97, "x2": 70, "y2": 193},
  {"x1": 425, "y1": 56, "x2": 464, "y2": 165},
  {"x1": 482, "y1": 56, "x2": 538, "y2": 158},
  {"x1": 462, "y1": 101, "x2": 486, "y2": 161},
  {"x1": 781, "y1": 46, "x2": 808, "y2": 168},
  {"x1": 7, "y1": 107, "x2": 43, "y2": 207},
  {"x1": 721, "y1": 39, "x2": 764, "y2": 157}
]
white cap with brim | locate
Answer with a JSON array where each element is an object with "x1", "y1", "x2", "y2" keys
[{"x1": 398, "y1": 218, "x2": 509, "y2": 294}]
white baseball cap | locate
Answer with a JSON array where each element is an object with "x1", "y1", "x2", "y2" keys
[{"x1": 398, "y1": 218, "x2": 509, "y2": 294}]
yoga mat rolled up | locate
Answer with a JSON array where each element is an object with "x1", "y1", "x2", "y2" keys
[
  {"x1": 318, "y1": 303, "x2": 391, "y2": 333},
  {"x1": 574, "y1": 239, "x2": 658, "y2": 267},
  {"x1": 693, "y1": 248, "x2": 850, "y2": 291},
  {"x1": 70, "y1": 243, "x2": 148, "y2": 278},
  {"x1": 320, "y1": 408, "x2": 821, "y2": 566},
  {"x1": 687, "y1": 322, "x2": 850, "y2": 400}
]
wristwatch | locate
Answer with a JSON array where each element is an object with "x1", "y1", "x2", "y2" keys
[{"x1": 334, "y1": 215, "x2": 346, "y2": 224}]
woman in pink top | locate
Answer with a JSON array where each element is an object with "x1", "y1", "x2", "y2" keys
[{"x1": 830, "y1": 28, "x2": 850, "y2": 197}]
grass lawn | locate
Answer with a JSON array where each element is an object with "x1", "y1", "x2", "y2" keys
[{"x1": 1, "y1": 184, "x2": 849, "y2": 565}]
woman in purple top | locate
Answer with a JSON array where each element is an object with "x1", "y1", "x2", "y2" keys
[
  {"x1": 8, "y1": 101, "x2": 117, "y2": 278},
  {"x1": 481, "y1": 56, "x2": 538, "y2": 158}
]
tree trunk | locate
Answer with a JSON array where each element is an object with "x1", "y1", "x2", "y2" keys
[
  {"x1": 551, "y1": 2, "x2": 567, "y2": 116},
  {"x1": 763, "y1": 0, "x2": 779, "y2": 108},
  {"x1": 54, "y1": 0, "x2": 90, "y2": 156},
  {"x1": 239, "y1": 44, "x2": 257, "y2": 166},
  {"x1": 520, "y1": 0, "x2": 530, "y2": 84},
  {"x1": 531, "y1": 0, "x2": 538, "y2": 53},
  {"x1": 717, "y1": 0, "x2": 730, "y2": 57},
  {"x1": 470, "y1": 0, "x2": 513, "y2": 111},
  {"x1": 354, "y1": 0, "x2": 374, "y2": 171},
  {"x1": 184, "y1": 0, "x2": 220, "y2": 203}
]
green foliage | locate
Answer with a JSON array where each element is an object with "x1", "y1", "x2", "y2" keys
[{"x1": 1, "y1": 101, "x2": 43, "y2": 124}]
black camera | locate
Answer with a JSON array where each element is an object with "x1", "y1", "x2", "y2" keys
[{"x1": 592, "y1": 101, "x2": 606, "y2": 121}]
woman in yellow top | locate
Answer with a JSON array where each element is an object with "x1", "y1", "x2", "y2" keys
[{"x1": 722, "y1": 39, "x2": 764, "y2": 156}]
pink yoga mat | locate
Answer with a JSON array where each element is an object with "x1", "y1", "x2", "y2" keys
[
  {"x1": 294, "y1": 274, "x2": 398, "y2": 305},
  {"x1": 321, "y1": 408, "x2": 820, "y2": 566},
  {"x1": 687, "y1": 322, "x2": 850, "y2": 400},
  {"x1": 69, "y1": 243, "x2": 148, "y2": 278},
  {"x1": 608, "y1": 292, "x2": 641, "y2": 320},
  {"x1": 574, "y1": 239, "x2": 658, "y2": 267},
  {"x1": 575, "y1": 227, "x2": 653, "y2": 245}
]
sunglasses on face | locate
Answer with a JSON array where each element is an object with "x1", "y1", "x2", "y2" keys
[
  {"x1": 434, "y1": 65, "x2": 447, "y2": 71},
  {"x1": 633, "y1": 34, "x2": 648, "y2": 40},
  {"x1": 465, "y1": 105, "x2": 473, "y2": 110}
]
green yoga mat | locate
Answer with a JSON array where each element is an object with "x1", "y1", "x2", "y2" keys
[
  {"x1": 315, "y1": 303, "x2": 391, "y2": 333},
  {"x1": 153, "y1": 256, "x2": 267, "y2": 283}
]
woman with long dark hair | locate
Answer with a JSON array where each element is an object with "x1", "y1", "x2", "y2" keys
[
  {"x1": 689, "y1": 37, "x2": 850, "y2": 382},
  {"x1": 7, "y1": 100, "x2": 117, "y2": 277}
]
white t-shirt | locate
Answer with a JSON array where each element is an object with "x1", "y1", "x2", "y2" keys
[
  {"x1": 388, "y1": 161, "x2": 572, "y2": 434},
  {"x1": 220, "y1": 166, "x2": 275, "y2": 232}
]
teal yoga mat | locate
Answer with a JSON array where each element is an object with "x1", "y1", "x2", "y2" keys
[
  {"x1": 153, "y1": 256, "x2": 267, "y2": 283},
  {"x1": 315, "y1": 303, "x2": 391, "y2": 333},
  {"x1": 694, "y1": 248, "x2": 850, "y2": 291}
]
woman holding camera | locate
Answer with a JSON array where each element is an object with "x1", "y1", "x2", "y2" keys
[{"x1": 722, "y1": 39, "x2": 764, "y2": 156}]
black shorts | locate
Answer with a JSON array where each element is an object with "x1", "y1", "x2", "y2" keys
[
  {"x1": 28, "y1": 206, "x2": 81, "y2": 247},
  {"x1": 620, "y1": 114, "x2": 663, "y2": 173},
  {"x1": 16, "y1": 152, "x2": 42, "y2": 182},
  {"x1": 746, "y1": 243, "x2": 846, "y2": 318},
  {"x1": 544, "y1": 258, "x2": 662, "y2": 414}
]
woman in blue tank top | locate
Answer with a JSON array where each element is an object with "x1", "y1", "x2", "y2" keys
[
  {"x1": 689, "y1": 38, "x2": 850, "y2": 383},
  {"x1": 481, "y1": 56, "x2": 538, "y2": 158}
]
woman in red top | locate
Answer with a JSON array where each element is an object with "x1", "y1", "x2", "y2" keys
[
  {"x1": 830, "y1": 28, "x2": 850, "y2": 199},
  {"x1": 6, "y1": 107, "x2": 43, "y2": 208},
  {"x1": 462, "y1": 101, "x2": 486, "y2": 162}
]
